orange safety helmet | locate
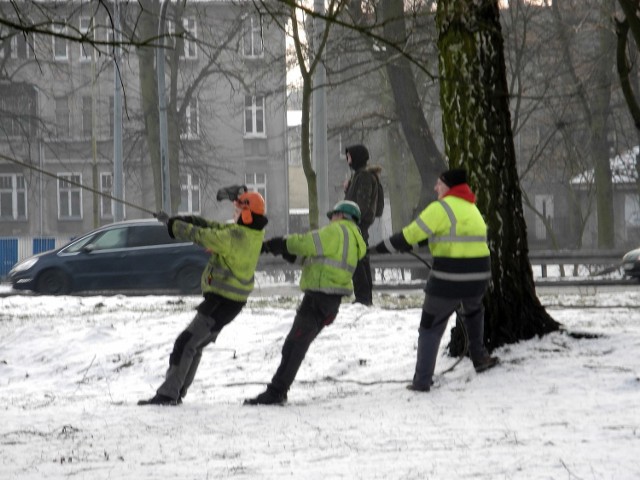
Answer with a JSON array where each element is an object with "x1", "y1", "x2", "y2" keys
[{"x1": 236, "y1": 191, "x2": 265, "y2": 224}]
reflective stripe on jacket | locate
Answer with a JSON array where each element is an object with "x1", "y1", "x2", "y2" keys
[
  {"x1": 402, "y1": 196, "x2": 491, "y2": 297},
  {"x1": 286, "y1": 219, "x2": 366, "y2": 296},
  {"x1": 172, "y1": 218, "x2": 265, "y2": 302}
]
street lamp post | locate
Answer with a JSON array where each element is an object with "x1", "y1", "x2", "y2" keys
[
  {"x1": 113, "y1": 0, "x2": 124, "y2": 222},
  {"x1": 313, "y1": 0, "x2": 329, "y2": 225},
  {"x1": 157, "y1": 0, "x2": 171, "y2": 215}
]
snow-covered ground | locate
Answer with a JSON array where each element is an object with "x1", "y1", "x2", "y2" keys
[{"x1": 1, "y1": 285, "x2": 639, "y2": 479}]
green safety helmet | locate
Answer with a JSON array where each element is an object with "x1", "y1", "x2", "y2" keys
[{"x1": 327, "y1": 200, "x2": 361, "y2": 223}]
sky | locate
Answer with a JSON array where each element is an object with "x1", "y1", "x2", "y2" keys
[{"x1": 1, "y1": 282, "x2": 639, "y2": 479}]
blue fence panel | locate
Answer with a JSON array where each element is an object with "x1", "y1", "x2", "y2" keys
[
  {"x1": 33, "y1": 237, "x2": 56, "y2": 254},
  {"x1": 0, "y1": 238, "x2": 18, "y2": 278}
]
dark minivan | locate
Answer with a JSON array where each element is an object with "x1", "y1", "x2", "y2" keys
[{"x1": 9, "y1": 219, "x2": 209, "y2": 294}]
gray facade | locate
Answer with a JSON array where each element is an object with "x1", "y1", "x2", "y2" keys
[{"x1": 0, "y1": 1, "x2": 289, "y2": 241}]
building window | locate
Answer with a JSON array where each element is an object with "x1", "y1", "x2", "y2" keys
[
  {"x1": 100, "y1": 172, "x2": 114, "y2": 219},
  {"x1": 179, "y1": 173, "x2": 201, "y2": 214},
  {"x1": 55, "y1": 97, "x2": 70, "y2": 138},
  {"x1": 244, "y1": 95, "x2": 265, "y2": 137},
  {"x1": 182, "y1": 17, "x2": 197, "y2": 59},
  {"x1": 58, "y1": 173, "x2": 82, "y2": 219},
  {"x1": 245, "y1": 173, "x2": 266, "y2": 206},
  {"x1": 1, "y1": 95, "x2": 32, "y2": 137},
  {"x1": 14, "y1": 33, "x2": 33, "y2": 59},
  {"x1": 243, "y1": 15, "x2": 263, "y2": 58},
  {"x1": 0, "y1": 27, "x2": 32, "y2": 59},
  {"x1": 79, "y1": 16, "x2": 92, "y2": 61},
  {"x1": 52, "y1": 24, "x2": 68, "y2": 60},
  {"x1": 169, "y1": 17, "x2": 197, "y2": 59},
  {"x1": 180, "y1": 98, "x2": 199, "y2": 139},
  {"x1": 0, "y1": 174, "x2": 27, "y2": 220},
  {"x1": 82, "y1": 95, "x2": 92, "y2": 137}
]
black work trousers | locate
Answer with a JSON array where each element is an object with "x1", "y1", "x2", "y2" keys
[
  {"x1": 352, "y1": 229, "x2": 373, "y2": 305},
  {"x1": 268, "y1": 291, "x2": 342, "y2": 395}
]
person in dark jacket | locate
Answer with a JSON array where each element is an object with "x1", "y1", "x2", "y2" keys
[
  {"x1": 244, "y1": 200, "x2": 367, "y2": 405},
  {"x1": 370, "y1": 169, "x2": 498, "y2": 392},
  {"x1": 138, "y1": 190, "x2": 267, "y2": 406},
  {"x1": 344, "y1": 144, "x2": 381, "y2": 306}
]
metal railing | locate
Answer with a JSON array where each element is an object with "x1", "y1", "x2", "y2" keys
[{"x1": 256, "y1": 249, "x2": 628, "y2": 280}]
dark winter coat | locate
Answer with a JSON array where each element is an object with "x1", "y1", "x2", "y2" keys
[{"x1": 345, "y1": 145, "x2": 381, "y2": 231}]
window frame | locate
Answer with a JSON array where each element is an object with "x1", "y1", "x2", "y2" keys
[
  {"x1": 52, "y1": 24, "x2": 69, "y2": 61},
  {"x1": 244, "y1": 95, "x2": 266, "y2": 138},
  {"x1": 79, "y1": 16, "x2": 92, "y2": 62},
  {"x1": 243, "y1": 15, "x2": 264, "y2": 58},
  {"x1": 244, "y1": 172, "x2": 267, "y2": 207},
  {"x1": 55, "y1": 96, "x2": 70, "y2": 138},
  {"x1": 180, "y1": 98, "x2": 199, "y2": 139},
  {"x1": 168, "y1": 17, "x2": 198, "y2": 60},
  {"x1": 100, "y1": 172, "x2": 114, "y2": 219},
  {"x1": 182, "y1": 17, "x2": 198, "y2": 60},
  {"x1": 0, "y1": 173, "x2": 27, "y2": 220},
  {"x1": 178, "y1": 173, "x2": 201, "y2": 214},
  {"x1": 57, "y1": 173, "x2": 83, "y2": 220}
]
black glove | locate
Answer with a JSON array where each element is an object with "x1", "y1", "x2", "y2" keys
[
  {"x1": 155, "y1": 211, "x2": 170, "y2": 224},
  {"x1": 370, "y1": 233, "x2": 414, "y2": 254},
  {"x1": 216, "y1": 185, "x2": 248, "y2": 202},
  {"x1": 282, "y1": 252, "x2": 297, "y2": 264},
  {"x1": 263, "y1": 237, "x2": 286, "y2": 257},
  {"x1": 261, "y1": 241, "x2": 270, "y2": 254}
]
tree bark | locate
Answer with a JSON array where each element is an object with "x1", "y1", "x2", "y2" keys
[{"x1": 436, "y1": 0, "x2": 560, "y2": 352}]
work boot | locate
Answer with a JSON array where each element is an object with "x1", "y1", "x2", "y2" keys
[
  {"x1": 352, "y1": 299, "x2": 373, "y2": 307},
  {"x1": 406, "y1": 383, "x2": 430, "y2": 392},
  {"x1": 137, "y1": 393, "x2": 178, "y2": 406},
  {"x1": 243, "y1": 387, "x2": 287, "y2": 406},
  {"x1": 473, "y1": 356, "x2": 500, "y2": 373}
]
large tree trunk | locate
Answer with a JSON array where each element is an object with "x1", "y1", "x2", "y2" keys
[
  {"x1": 380, "y1": 0, "x2": 446, "y2": 211},
  {"x1": 436, "y1": 0, "x2": 560, "y2": 352},
  {"x1": 136, "y1": 0, "x2": 163, "y2": 211}
]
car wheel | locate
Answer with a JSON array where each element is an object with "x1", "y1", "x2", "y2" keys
[
  {"x1": 177, "y1": 265, "x2": 201, "y2": 294},
  {"x1": 35, "y1": 269, "x2": 71, "y2": 295}
]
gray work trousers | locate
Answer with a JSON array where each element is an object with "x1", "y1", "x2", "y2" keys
[
  {"x1": 156, "y1": 312, "x2": 221, "y2": 400},
  {"x1": 413, "y1": 294, "x2": 489, "y2": 389}
]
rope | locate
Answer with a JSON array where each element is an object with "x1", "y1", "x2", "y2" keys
[{"x1": 0, "y1": 153, "x2": 156, "y2": 216}]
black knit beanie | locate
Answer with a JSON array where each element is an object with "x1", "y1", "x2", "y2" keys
[{"x1": 439, "y1": 168, "x2": 467, "y2": 187}]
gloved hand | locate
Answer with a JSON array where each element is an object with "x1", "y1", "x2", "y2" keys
[
  {"x1": 263, "y1": 237, "x2": 286, "y2": 256},
  {"x1": 216, "y1": 185, "x2": 248, "y2": 202},
  {"x1": 261, "y1": 241, "x2": 270, "y2": 254},
  {"x1": 155, "y1": 211, "x2": 170, "y2": 224},
  {"x1": 282, "y1": 252, "x2": 297, "y2": 264}
]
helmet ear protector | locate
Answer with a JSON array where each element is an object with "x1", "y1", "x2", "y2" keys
[{"x1": 236, "y1": 191, "x2": 266, "y2": 225}]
